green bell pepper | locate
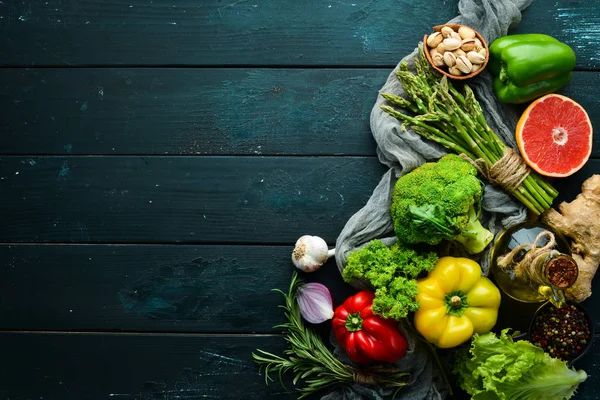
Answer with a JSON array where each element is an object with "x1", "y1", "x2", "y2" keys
[{"x1": 489, "y1": 34, "x2": 576, "y2": 104}]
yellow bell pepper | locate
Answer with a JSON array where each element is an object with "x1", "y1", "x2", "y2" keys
[{"x1": 414, "y1": 256, "x2": 501, "y2": 348}]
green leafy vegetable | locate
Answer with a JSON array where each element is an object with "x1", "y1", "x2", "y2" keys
[
  {"x1": 454, "y1": 329, "x2": 587, "y2": 400},
  {"x1": 342, "y1": 239, "x2": 438, "y2": 320},
  {"x1": 390, "y1": 154, "x2": 493, "y2": 255}
]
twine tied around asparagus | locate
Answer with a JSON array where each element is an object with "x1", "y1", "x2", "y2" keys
[
  {"x1": 460, "y1": 148, "x2": 530, "y2": 192},
  {"x1": 497, "y1": 230, "x2": 556, "y2": 281}
]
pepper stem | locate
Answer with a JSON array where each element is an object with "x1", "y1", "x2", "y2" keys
[
  {"x1": 450, "y1": 295, "x2": 462, "y2": 309},
  {"x1": 345, "y1": 312, "x2": 363, "y2": 332},
  {"x1": 499, "y1": 63, "x2": 508, "y2": 83},
  {"x1": 445, "y1": 290, "x2": 468, "y2": 317}
]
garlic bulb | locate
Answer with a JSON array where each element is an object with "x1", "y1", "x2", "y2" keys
[{"x1": 291, "y1": 235, "x2": 335, "y2": 272}]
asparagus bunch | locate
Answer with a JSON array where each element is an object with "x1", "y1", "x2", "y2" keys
[{"x1": 380, "y1": 48, "x2": 557, "y2": 215}]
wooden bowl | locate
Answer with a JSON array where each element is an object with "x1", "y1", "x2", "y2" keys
[{"x1": 423, "y1": 24, "x2": 489, "y2": 80}]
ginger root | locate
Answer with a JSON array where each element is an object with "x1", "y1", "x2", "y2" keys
[{"x1": 541, "y1": 174, "x2": 600, "y2": 302}]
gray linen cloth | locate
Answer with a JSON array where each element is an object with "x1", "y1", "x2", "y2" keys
[{"x1": 326, "y1": 0, "x2": 535, "y2": 399}]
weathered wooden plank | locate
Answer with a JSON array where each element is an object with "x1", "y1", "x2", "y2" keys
[
  {"x1": 0, "y1": 332, "x2": 298, "y2": 400},
  {"x1": 2, "y1": 0, "x2": 598, "y2": 68},
  {"x1": 0, "y1": 156, "x2": 386, "y2": 244},
  {"x1": 0, "y1": 0, "x2": 457, "y2": 67},
  {"x1": 1, "y1": 68, "x2": 598, "y2": 157},
  {"x1": 0, "y1": 331, "x2": 598, "y2": 400},
  {"x1": 0, "y1": 166, "x2": 597, "y2": 334},
  {"x1": 0, "y1": 157, "x2": 596, "y2": 245},
  {"x1": 0, "y1": 68, "x2": 383, "y2": 156},
  {"x1": 2, "y1": 240, "x2": 599, "y2": 333},
  {"x1": 0, "y1": 244, "x2": 355, "y2": 332}
]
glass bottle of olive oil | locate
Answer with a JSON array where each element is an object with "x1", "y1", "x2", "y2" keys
[{"x1": 490, "y1": 221, "x2": 578, "y2": 306}]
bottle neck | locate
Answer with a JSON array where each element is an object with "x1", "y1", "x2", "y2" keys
[{"x1": 533, "y1": 250, "x2": 579, "y2": 289}]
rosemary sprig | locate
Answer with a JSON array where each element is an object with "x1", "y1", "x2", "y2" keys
[
  {"x1": 252, "y1": 272, "x2": 410, "y2": 399},
  {"x1": 380, "y1": 47, "x2": 558, "y2": 215}
]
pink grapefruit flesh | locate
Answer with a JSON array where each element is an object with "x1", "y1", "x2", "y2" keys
[{"x1": 516, "y1": 94, "x2": 593, "y2": 178}]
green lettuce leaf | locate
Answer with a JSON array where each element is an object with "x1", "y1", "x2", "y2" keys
[{"x1": 454, "y1": 329, "x2": 587, "y2": 400}]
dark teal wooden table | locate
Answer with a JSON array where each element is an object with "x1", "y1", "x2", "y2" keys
[{"x1": 1, "y1": 1, "x2": 599, "y2": 399}]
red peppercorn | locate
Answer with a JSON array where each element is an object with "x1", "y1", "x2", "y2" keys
[{"x1": 530, "y1": 304, "x2": 591, "y2": 361}]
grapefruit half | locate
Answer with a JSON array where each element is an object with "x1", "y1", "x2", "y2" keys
[{"x1": 516, "y1": 94, "x2": 593, "y2": 178}]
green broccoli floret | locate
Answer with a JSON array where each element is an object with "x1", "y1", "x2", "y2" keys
[
  {"x1": 342, "y1": 239, "x2": 438, "y2": 320},
  {"x1": 390, "y1": 154, "x2": 493, "y2": 255}
]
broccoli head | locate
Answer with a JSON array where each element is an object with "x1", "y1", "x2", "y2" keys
[
  {"x1": 390, "y1": 154, "x2": 493, "y2": 254},
  {"x1": 342, "y1": 239, "x2": 438, "y2": 320}
]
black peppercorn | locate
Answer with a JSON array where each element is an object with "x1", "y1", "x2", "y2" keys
[{"x1": 530, "y1": 304, "x2": 591, "y2": 361}]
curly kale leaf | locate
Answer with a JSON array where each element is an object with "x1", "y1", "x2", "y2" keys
[{"x1": 342, "y1": 240, "x2": 437, "y2": 320}]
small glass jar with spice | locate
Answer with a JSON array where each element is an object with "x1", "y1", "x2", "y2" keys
[{"x1": 490, "y1": 221, "x2": 579, "y2": 307}]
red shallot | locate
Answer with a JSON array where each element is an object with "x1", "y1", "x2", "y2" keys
[{"x1": 297, "y1": 282, "x2": 334, "y2": 324}]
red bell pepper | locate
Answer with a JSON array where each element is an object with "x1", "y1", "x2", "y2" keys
[{"x1": 332, "y1": 291, "x2": 408, "y2": 364}]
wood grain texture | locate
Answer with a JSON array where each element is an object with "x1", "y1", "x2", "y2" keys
[
  {"x1": 0, "y1": 332, "x2": 298, "y2": 400},
  {"x1": 0, "y1": 331, "x2": 598, "y2": 400},
  {"x1": 2, "y1": 241, "x2": 600, "y2": 333},
  {"x1": 0, "y1": 68, "x2": 384, "y2": 156},
  {"x1": 0, "y1": 244, "x2": 355, "y2": 332},
  {"x1": 1, "y1": 0, "x2": 599, "y2": 398},
  {"x1": 1, "y1": 68, "x2": 598, "y2": 157},
  {"x1": 3, "y1": 0, "x2": 598, "y2": 69},
  {"x1": 0, "y1": 157, "x2": 596, "y2": 246},
  {"x1": 0, "y1": 156, "x2": 386, "y2": 244},
  {"x1": 0, "y1": 0, "x2": 458, "y2": 67}
]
